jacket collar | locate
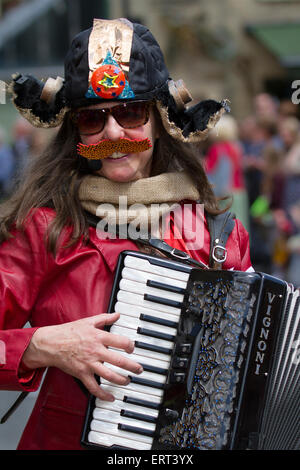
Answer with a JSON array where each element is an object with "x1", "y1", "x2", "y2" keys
[{"x1": 88, "y1": 227, "x2": 139, "y2": 272}]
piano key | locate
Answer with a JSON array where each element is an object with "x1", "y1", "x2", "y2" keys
[
  {"x1": 101, "y1": 378, "x2": 164, "y2": 397},
  {"x1": 117, "y1": 290, "x2": 181, "y2": 316},
  {"x1": 105, "y1": 363, "x2": 167, "y2": 384},
  {"x1": 139, "y1": 362, "x2": 168, "y2": 376},
  {"x1": 114, "y1": 350, "x2": 170, "y2": 369},
  {"x1": 146, "y1": 279, "x2": 186, "y2": 295},
  {"x1": 93, "y1": 408, "x2": 156, "y2": 431},
  {"x1": 90, "y1": 419, "x2": 153, "y2": 444},
  {"x1": 121, "y1": 266, "x2": 187, "y2": 290},
  {"x1": 139, "y1": 313, "x2": 179, "y2": 329},
  {"x1": 125, "y1": 323, "x2": 176, "y2": 343},
  {"x1": 144, "y1": 293, "x2": 184, "y2": 309},
  {"x1": 137, "y1": 327, "x2": 175, "y2": 342},
  {"x1": 114, "y1": 313, "x2": 177, "y2": 336},
  {"x1": 124, "y1": 255, "x2": 190, "y2": 282},
  {"x1": 129, "y1": 376, "x2": 165, "y2": 390},
  {"x1": 109, "y1": 325, "x2": 174, "y2": 350},
  {"x1": 110, "y1": 344, "x2": 171, "y2": 362},
  {"x1": 120, "y1": 275, "x2": 186, "y2": 298},
  {"x1": 123, "y1": 395, "x2": 160, "y2": 410},
  {"x1": 115, "y1": 301, "x2": 180, "y2": 323},
  {"x1": 120, "y1": 409, "x2": 157, "y2": 424},
  {"x1": 133, "y1": 345, "x2": 172, "y2": 362},
  {"x1": 119, "y1": 278, "x2": 184, "y2": 303},
  {"x1": 88, "y1": 430, "x2": 152, "y2": 450},
  {"x1": 134, "y1": 340, "x2": 173, "y2": 356},
  {"x1": 100, "y1": 383, "x2": 161, "y2": 406},
  {"x1": 118, "y1": 423, "x2": 155, "y2": 437},
  {"x1": 95, "y1": 398, "x2": 159, "y2": 418}
]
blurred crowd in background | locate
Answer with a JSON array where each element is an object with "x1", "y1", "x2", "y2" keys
[
  {"x1": 0, "y1": 92, "x2": 299, "y2": 286},
  {"x1": 202, "y1": 92, "x2": 300, "y2": 287}
]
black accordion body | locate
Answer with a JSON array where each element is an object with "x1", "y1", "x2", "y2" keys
[{"x1": 81, "y1": 250, "x2": 300, "y2": 450}]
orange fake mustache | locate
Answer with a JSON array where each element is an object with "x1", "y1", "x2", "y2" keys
[{"x1": 77, "y1": 138, "x2": 152, "y2": 160}]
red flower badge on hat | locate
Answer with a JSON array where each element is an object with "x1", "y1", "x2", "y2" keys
[
  {"x1": 91, "y1": 64, "x2": 126, "y2": 99},
  {"x1": 86, "y1": 50, "x2": 135, "y2": 100}
]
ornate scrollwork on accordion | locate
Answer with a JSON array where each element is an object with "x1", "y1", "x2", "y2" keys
[{"x1": 81, "y1": 251, "x2": 300, "y2": 450}]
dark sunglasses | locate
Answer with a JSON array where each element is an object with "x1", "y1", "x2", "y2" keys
[{"x1": 71, "y1": 101, "x2": 152, "y2": 135}]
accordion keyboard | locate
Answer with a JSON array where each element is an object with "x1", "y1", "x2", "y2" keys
[{"x1": 87, "y1": 254, "x2": 192, "y2": 450}]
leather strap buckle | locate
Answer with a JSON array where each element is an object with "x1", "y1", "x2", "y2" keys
[{"x1": 212, "y1": 244, "x2": 227, "y2": 264}]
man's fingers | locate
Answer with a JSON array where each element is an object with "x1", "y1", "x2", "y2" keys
[
  {"x1": 99, "y1": 330, "x2": 134, "y2": 354},
  {"x1": 99, "y1": 347, "x2": 143, "y2": 375},
  {"x1": 82, "y1": 375, "x2": 115, "y2": 402},
  {"x1": 93, "y1": 362, "x2": 130, "y2": 386},
  {"x1": 92, "y1": 312, "x2": 120, "y2": 328}
]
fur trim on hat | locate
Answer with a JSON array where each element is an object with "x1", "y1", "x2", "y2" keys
[
  {"x1": 9, "y1": 74, "x2": 69, "y2": 128},
  {"x1": 156, "y1": 99, "x2": 229, "y2": 143}
]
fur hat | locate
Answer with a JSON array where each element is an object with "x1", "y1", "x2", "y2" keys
[{"x1": 10, "y1": 18, "x2": 229, "y2": 142}]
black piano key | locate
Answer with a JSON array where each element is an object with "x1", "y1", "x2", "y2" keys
[
  {"x1": 135, "y1": 340, "x2": 173, "y2": 355},
  {"x1": 123, "y1": 395, "x2": 160, "y2": 410},
  {"x1": 129, "y1": 376, "x2": 165, "y2": 390},
  {"x1": 146, "y1": 279, "x2": 186, "y2": 295},
  {"x1": 147, "y1": 254, "x2": 192, "y2": 273},
  {"x1": 139, "y1": 313, "x2": 178, "y2": 329},
  {"x1": 137, "y1": 327, "x2": 175, "y2": 342},
  {"x1": 139, "y1": 362, "x2": 168, "y2": 376},
  {"x1": 121, "y1": 409, "x2": 158, "y2": 424},
  {"x1": 118, "y1": 423, "x2": 155, "y2": 437},
  {"x1": 144, "y1": 293, "x2": 184, "y2": 309}
]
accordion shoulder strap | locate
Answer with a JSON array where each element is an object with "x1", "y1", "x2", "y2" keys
[
  {"x1": 206, "y1": 210, "x2": 236, "y2": 269},
  {"x1": 84, "y1": 211, "x2": 209, "y2": 269},
  {"x1": 84, "y1": 210, "x2": 235, "y2": 270}
]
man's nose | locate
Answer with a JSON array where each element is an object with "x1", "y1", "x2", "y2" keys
[{"x1": 102, "y1": 113, "x2": 125, "y2": 141}]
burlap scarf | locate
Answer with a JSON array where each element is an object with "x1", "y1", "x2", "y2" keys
[{"x1": 78, "y1": 171, "x2": 200, "y2": 235}]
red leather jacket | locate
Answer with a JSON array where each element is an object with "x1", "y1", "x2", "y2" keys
[{"x1": 0, "y1": 205, "x2": 252, "y2": 450}]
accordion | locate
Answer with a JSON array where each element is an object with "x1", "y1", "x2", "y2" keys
[{"x1": 81, "y1": 250, "x2": 300, "y2": 450}]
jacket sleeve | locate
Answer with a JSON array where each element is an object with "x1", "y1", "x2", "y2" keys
[{"x1": 0, "y1": 209, "x2": 49, "y2": 391}]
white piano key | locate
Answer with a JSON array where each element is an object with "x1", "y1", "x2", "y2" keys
[
  {"x1": 121, "y1": 266, "x2": 187, "y2": 289},
  {"x1": 100, "y1": 383, "x2": 161, "y2": 405},
  {"x1": 105, "y1": 349, "x2": 170, "y2": 378},
  {"x1": 115, "y1": 301, "x2": 179, "y2": 323},
  {"x1": 117, "y1": 290, "x2": 181, "y2": 316},
  {"x1": 110, "y1": 324, "x2": 174, "y2": 350},
  {"x1": 133, "y1": 346, "x2": 172, "y2": 362},
  {"x1": 110, "y1": 345, "x2": 171, "y2": 363},
  {"x1": 88, "y1": 430, "x2": 152, "y2": 450},
  {"x1": 119, "y1": 278, "x2": 184, "y2": 303},
  {"x1": 106, "y1": 363, "x2": 167, "y2": 384},
  {"x1": 124, "y1": 255, "x2": 190, "y2": 282},
  {"x1": 101, "y1": 378, "x2": 164, "y2": 397},
  {"x1": 93, "y1": 408, "x2": 156, "y2": 431},
  {"x1": 114, "y1": 313, "x2": 177, "y2": 336},
  {"x1": 113, "y1": 350, "x2": 170, "y2": 369},
  {"x1": 95, "y1": 398, "x2": 159, "y2": 418},
  {"x1": 90, "y1": 420, "x2": 153, "y2": 445}
]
